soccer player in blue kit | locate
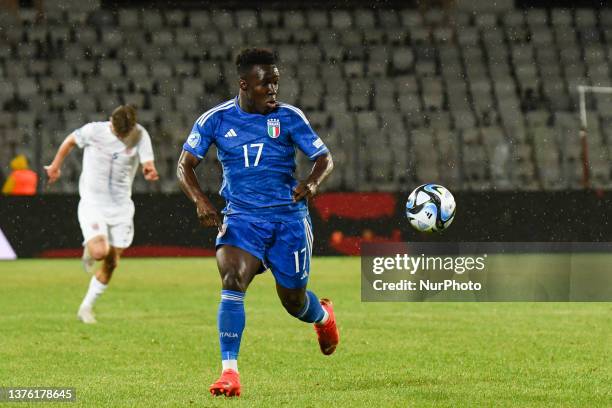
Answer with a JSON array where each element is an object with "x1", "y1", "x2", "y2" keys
[{"x1": 177, "y1": 48, "x2": 339, "y2": 397}]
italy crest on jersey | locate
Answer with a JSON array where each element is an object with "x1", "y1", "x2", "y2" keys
[{"x1": 267, "y1": 118, "x2": 281, "y2": 138}]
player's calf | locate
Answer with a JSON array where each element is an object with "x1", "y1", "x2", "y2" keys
[
  {"x1": 95, "y1": 247, "x2": 122, "y2": 284},
  {"x1": 103, "y1": 251, "x2": 119, "y2": 272},
  {"x1": 284, "y1": 289, "x2": 326, "y2": 323},
  {"x1": 279, "y1": 290, "x2": 306, "y2": 316}
]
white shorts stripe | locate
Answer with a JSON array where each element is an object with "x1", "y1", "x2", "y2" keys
[{"x1": 303, "y1": 218, "x2": 313, "y2": 266}]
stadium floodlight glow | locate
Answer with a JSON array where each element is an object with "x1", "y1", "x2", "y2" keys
[{"x1": 576, "y1": 85, "x2": 612, "y2": 189}]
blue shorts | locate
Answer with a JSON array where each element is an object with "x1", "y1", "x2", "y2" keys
[{"x1": 216, "y1": 215, "x2": 314, "y2": 289}]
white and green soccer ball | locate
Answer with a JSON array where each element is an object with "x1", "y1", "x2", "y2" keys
[{"x1": 405, "y1": 184, "x2": 456, "y2": 233}]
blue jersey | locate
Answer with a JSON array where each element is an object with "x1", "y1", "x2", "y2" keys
[{"x1": 183, "y1": 97, "x2": 329, "y2": 221}]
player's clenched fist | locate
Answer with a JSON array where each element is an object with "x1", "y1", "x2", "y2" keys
[
  {"x1": 195, "y1": 200, "x2": 221, "y2": 228},
  {"x1": 44, "y1": 164, "x2": 61, "y2": 184},
  {"x1": 293, "y1": 181, "x2": 318, "y2": 202},
  {"x1": 142, "y1": 163, "x2": 159, "y2": 181}
]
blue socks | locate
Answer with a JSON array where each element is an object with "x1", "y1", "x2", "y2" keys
[
  {"x1": 294, "y1": 290, "x2": 325, "y2": 323},
  {"x1": 217, "y1": 290, "x2": 245, "y2": 361}
]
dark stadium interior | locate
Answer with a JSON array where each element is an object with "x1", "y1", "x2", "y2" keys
[{"x1": 2, "y1": 1, "x2": 612, "y2": 194}]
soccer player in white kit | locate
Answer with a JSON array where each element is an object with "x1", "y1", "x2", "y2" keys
[{"x1": 45, "y1": 105, "x2": 159, "y2": 324}]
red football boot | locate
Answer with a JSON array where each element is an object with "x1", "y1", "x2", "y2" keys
[
  {"x1": 209, "y1": 369, "x2": 241, "y2": 397},
  {"x1": 314, "y1": 298, "x2": 339, "y2": 355}
]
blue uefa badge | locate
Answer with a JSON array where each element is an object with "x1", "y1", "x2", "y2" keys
[{"x1": 187, "y1": 132, "x2": 200, "y2": 148}]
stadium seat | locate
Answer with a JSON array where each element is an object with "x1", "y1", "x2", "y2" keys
[
  {"x1": 6, "y1": 5, "x2": 610, "y2": 192},
  {"x1": 354, "y1": 9, "x2": 375, "y2": 28},
  {"x1": 330, "y1": 10, "x2": 352, "y2": 30},
  {"x1": 260, "y1": 10, "x2": 280, "y2": 27},
  {"x1": 306, "y1": 10, "x2": 328, "y2": 29},
  {"x1": 391, "y1": 48, "x2": 415, "y2": 74},
  {"x1": 283, "y1": 10, "x2": 305, "y2": 29}
]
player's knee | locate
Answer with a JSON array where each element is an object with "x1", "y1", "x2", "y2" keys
[
  {"x1": 218, "y1": 256, "x2": 253, "y2": 291},
  {"x1": 90, "y1": 246, "x2": 109, "y2": 260},
  {"x1": 220, "y1": 271, "x2": 247, "y2": 292},
  {"x1": 217, "y1": 247, "x2": 261, "y2": 292}
]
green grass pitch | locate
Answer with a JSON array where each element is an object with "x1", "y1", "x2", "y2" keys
[{"x1": 0, "y1": 258, "x2": 610, "y2": 407}]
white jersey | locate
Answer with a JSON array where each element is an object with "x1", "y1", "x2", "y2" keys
[{"x1": 74, "y1": 121, "x2": 154, "y2": 206}]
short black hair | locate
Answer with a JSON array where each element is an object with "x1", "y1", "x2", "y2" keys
[{"x1": 235, "y1": 48, "x2": 277, "y2": 77}]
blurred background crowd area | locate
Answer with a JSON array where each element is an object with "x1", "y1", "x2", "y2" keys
[{"x1": 0, "y1": 0, "x2": 611, "y2": 194}]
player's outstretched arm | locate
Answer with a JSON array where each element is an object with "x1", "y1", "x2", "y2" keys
[
  {"x1": 142, "y1": 161, "x2": 159, "y2": 181},
  {"x1": 44, "y1": 134, "x2": 77, "y2": 184},
  {"x1": 177, "y1": 150, "x2": 221, "y2": 228},
  {"x1": 293, "y1": 152, "x2": 334, "y2": 202}
]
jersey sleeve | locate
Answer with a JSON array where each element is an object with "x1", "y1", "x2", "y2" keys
[
  {"x1": 137, "y1": 126, "x2": 155, "y2": 163},
  {"x1": 287, "y1": 107, "x2": 329, "y2": 160},
  {"x1": 182, "y1": 114, "x2": 216, "y2": 159},
  {"x1": 73, "y1": 123, "x2": 97, "y2": 148}
]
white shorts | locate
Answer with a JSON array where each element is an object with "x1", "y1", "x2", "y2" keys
[{"x1": 78, "y1": 201, "x2": 134, "y2": 248}]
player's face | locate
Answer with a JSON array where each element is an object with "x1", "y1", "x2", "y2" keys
[{"x1": 244, "y1": 65, "x2": 279, "y2": 114}]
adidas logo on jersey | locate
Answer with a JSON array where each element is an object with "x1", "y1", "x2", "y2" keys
[{"x1": 224, "y1": 129, "x2": 237, "y2": 138}]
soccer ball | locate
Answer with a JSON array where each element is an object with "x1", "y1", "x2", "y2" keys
[{"x1": 405, "y1": 184, "x2": 456, "y2": 233}]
